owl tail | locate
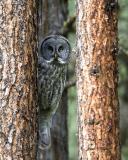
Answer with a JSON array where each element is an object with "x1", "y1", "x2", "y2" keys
[{"x1": 38, "y1": 118, "x2": 52, "y2": 150}]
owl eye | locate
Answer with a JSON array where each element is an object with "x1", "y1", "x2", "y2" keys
[
  {"x1": 58, "y1": 46, "x2": 64, "y2": 52},
  {"x1": 47, "y1": 45, "x2": 53, "y2": 52}
]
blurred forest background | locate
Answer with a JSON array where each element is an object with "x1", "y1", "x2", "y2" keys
[{"x1": 67, "y1": 0, "x2": 128, "y2": 160}]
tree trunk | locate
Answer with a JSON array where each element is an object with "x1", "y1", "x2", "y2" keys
[
  {"x1": 76, "y1": 0, "x2": 120, "y2": 159},
  {"x1": 0, "y1": 1, "x2": 37, "y2": 159},
  {"x1": 51, "y1": 89, "x2": 69, "y2": 160},
  {"x1": 38, "y1": 0, "x2": 68, "y2": 159}
]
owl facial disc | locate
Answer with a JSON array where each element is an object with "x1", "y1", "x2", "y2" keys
[{"x1": 40, "y1": 35, "x2": 71, "y2": 64}]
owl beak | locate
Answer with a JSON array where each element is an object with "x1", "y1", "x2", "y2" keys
[{"x1": 54, "y1": 53, "x2": 58, "y2": 60}]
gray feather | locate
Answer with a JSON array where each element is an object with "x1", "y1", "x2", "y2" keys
[{"x1": 37, "y1": 35, "x2": 70, "y2": 150}]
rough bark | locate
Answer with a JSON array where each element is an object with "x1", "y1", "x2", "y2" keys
[
  {"x1": 0, "y1": 1, "x2": 37, "y2": 159},
  {"x1": 76, "y1": 0, "x2": 120, "y2": 159},
  {"x1": 38, "y1": 0, "x2": 68, "y2": 159}
]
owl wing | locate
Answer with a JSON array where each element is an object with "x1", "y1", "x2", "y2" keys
[{"x1": 38, "y1": 57, "x2": 51, "y2": 111}]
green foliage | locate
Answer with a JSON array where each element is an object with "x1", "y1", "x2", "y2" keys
[
  {"x1": 68, "y1": 87, "x2": 77, "y2": 160},
  {"x1": 119, "y1": 0, "x2": 128, "y2": 158},
  {"x1": 119, "y1": 0, "x2": 128, "y2": 49},
  {"x1": 122, "y1": 147, "x2": 128, "y2": 160},
  {"x1": 68, "y1": 0, "x2": 75, "y2": 17},
  {"x1": 118, "y1": 0, "x2": 128, "y2": 102},
  {"x1": 68, "y1": 1, "x2": 77, "y2": 160}
]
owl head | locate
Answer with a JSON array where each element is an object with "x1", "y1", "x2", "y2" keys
[{"x1": 40, "y1": 35, "x2": 71, "y2": 64}]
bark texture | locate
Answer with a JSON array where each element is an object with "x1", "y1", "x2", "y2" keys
[
  {"x1": 38, "y1": 0, "x2": 68, "y2": 41},
  {"x1": 38, "y1": 0, "x2": 68, "y2": 160},
  {"x1": 0, "y1": 1, "x2": 37, "y2": 159},
  {"x1": 76, "y1": 0, "x2": 120, "y2": 159}
]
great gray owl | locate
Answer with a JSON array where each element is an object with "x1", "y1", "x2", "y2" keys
[{"x1": 38, "y1": 35, "x2": 71, "y2": 150}]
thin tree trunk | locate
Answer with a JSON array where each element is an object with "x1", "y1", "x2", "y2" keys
[
  {"x1": 0, "y1": 1, "x2": 37, "y2": 159},
  {"x1": 51, "y1": 89, "x2": 69, "y2": 160},
  {"x1": 38, "y1": 0, "x2": 68, "y2": 159},
  {"x1": 76, "y1": 0, "x2": 120, "y2": 159}
]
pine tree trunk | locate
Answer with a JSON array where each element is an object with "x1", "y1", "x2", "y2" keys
[
  {"x1": 76, "y1": 0, "x2": 120, "y2": 159},
  {"x1": 0, "y1": 1, "x2": 38, "y2": 159},
  {"x1": 38, "y1": 0, "x2": 68, "y2": 159}
]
